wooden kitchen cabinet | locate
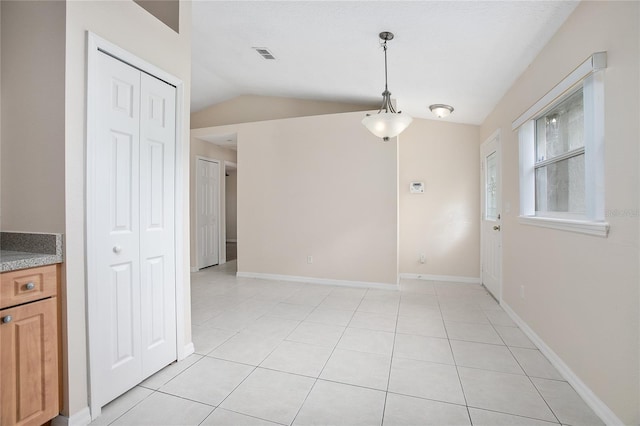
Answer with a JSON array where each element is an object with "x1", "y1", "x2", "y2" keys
[{"x1": 1, "y1": 265, "x2": 60, "y2": 426}]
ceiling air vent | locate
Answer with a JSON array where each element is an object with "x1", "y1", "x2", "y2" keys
[{"x1": 253, "y1": 47, "x2": 276, "y2": 60}]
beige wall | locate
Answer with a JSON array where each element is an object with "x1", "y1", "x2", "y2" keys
[
  {"x1": 191, "y1": 94, "x2": 376, "y2": 129},
  {"x1": 189, "y1": 137, "x2": 237, "y2": 268},
  {"x1": 225, "y1": 170, "x2": 238, "y2": 241},
  {"x1": 229, "y1": 112, "x2": 398, "y2": 285},
  {"x1": 399, "y1": 118, "x2": 481, "y2": 278},
  {"x1": 64, "y1": 0, "x2": 192, "y2": 418},
  {"x1": 194, "y1": 113, "x2": 479, "y2": 285},
  {"x1": 480, "y1": 2, "x2": 639, "y2": 423},
  {"x1": 0, "y1": 0, "x2": 65, "y2": 233}
]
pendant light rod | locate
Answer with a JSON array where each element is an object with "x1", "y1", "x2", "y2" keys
[
  {"x1": 383, "y1": 37, "x2": 389, "y2": 93},
  {"x1": 378, "y1": 31, "x2": 396, "y2": 114}
]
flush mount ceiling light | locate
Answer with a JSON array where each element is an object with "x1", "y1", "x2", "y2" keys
[
  {"x1": 429, "y1": 104, "x2": 454, "y2": 118},
  {"x1": 362, "y1": 31, "x2": 413, "y2": 141}
]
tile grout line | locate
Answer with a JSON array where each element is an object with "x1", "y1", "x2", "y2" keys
[
  {"x1": 199, "y1": 330, "x2": 240, "y2": 357},
  {"x1": 465, "y1": 405, "x2": 562, "y2": 425},
  {"x1": 488, "y1": 311, "x2": 562, "y2": 425},
  {"x1": 207, "y1": 284, "x2": 332, "y2": 369},
  {"x1": 249, "y1": 292, "x2": 333, "y2": 375},
  {"x1": 439, "y1": 285, "x2": 474, "y2": 426},
  {"x1": 400, "y1": 280, "x2": 563, "y2": 424},
  {"x1": 198, "y1": 407, "x2": 288, "y2": 426},
  {"x1": 503, "y1": 339, "x2": 563, "y2": 425},
  {"x1": 380, "y1": 293, "x2": 401, "y2": 426},
  {"x1": 197, "y1": 353, "x2": 259, "y2": 419},
  {"x1": 289, "y1": 288, "x2": 368, "y2": 425},
  {"x1": 103, "y1": 387, "x2": 158, "y2": 426},
  {"x1": 193, "y1": 273, "x2": 323, "y2": 425}
]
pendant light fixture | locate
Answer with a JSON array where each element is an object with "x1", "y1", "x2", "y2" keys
[{"x1": 362, "y1": 31, "x2": 413, "y2": 141}]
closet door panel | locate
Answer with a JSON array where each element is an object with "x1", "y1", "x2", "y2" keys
[
  {"x1": 139, "y1": 73, "x2": 177, "y2": 378},
  {"x1": 91, "y1": 51, "x2": 143, "y2": 407}
]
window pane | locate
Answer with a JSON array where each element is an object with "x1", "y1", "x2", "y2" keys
[
  {"x1": 535, "y1": 154, "x2": 585, "y2": 213},
  {"x1": 535, "y1": 89, "x2": 584, "y2": 162},
  {"x1": 486, "y1": 151, "x2": 497, "y2": 220}
]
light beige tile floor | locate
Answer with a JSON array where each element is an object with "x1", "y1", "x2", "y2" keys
[{"x1": 90, "y1": 260, "x2": 604, "y2": 426}]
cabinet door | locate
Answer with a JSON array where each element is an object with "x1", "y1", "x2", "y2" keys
[{"x1": 1, "y1": 298, "x2": 59, "y2": 426}]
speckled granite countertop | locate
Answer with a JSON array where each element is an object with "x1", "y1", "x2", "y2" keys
[{"x1": 0, "y1": 232, "x2": 63, "y2": 272}]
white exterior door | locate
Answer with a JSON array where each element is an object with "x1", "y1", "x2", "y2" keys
[
  {"x1": 89, "y1": 51, "x2": 177, "y2": 410},
  {"x1": 481, "y1": 132, "x2": 502, "y2": 300},
  {"x1": 196, "y1": 158, "x2": 220, "y2": 269}
]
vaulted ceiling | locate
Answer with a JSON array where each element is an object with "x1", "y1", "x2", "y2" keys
[{"x1": 191, "y1": 1, "x2": 579, "y2": 125}]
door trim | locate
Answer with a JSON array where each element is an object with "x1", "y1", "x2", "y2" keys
[
  {"x1": 86, "y1": 32, "x2": 188, "y2": 418},
  {"x1": 480, "y1": 129, "x2": 502, "y2": 303},
  {"x1": 195, "y1": 156, "x2": 222, "y2": 269},
  {"x1": 224, "y1": 160, "x2": 238, "y2": 262}
]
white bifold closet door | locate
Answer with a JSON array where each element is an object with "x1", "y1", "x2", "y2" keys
[{"x1": 91, "y1": 50, "x2": 177, "y2": 409}]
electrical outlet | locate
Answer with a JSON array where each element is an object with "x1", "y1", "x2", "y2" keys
[
  {"x1": 307, "y1": 256, "x2": 313, "y2": 264},
  {"x1": 520, "y1": 285, "x2": 525, "y2": 299},
  {"x1": 419, "y1": 253, "x2": 426, "y2": 264}
]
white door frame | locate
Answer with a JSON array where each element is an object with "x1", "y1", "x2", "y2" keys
[
  {"x1": 86, "y1": 32, "x2": 188, "y2": 418},
  {"x1": 224, "y1": 161, "x2": 238, "y2": 248},
  {"x1": 195, "y1": 156, "x2": 222, "y2": 269},
  {"x1": 480, "y1": 129, "x2": 502, "y2": 302}
]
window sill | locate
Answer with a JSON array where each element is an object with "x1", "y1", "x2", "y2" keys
[{"x1": 518, "y1": 215, "x2": 609, "y2": 237}]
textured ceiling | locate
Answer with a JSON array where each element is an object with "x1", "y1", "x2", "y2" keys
[{"x1": 191, "y1": 1, "x2": 579, "y2": 125}]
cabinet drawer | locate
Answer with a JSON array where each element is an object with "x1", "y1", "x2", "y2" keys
[{"x1": 1, "y1": 265, "x2": 57, "y2": 309}]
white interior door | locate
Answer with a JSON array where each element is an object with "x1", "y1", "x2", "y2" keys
[
  {"x1": 196, "y1": 158, "x2": 220, "y2": 269},
  {"x1": 139, "y1": 72, "x2": 177, "y2": 377},
  {"x1": 89, "y1": 51, "x2": 177, "y2": 410},
  {"x1": 92, "y1": 52, "x2": 142, "y2": 406},
  {"x1": 481, "y1": 132, "x2": 502, "y2": 300}
]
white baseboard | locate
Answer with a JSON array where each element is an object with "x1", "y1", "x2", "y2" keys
[
  {"x1": 226, "y1": 239, "x2": 237, "y2": 243},
  {"x1": 236, "y1": 271, "x2": 398, "y2": 291},
  {"x1": 399, "y1": 273, "x2": 480, "y2": 284},
  {"x1": 190, "y1": 266, "x2": 199, "y2": 272},
  {"x1": 52, "y1": 407, "x2": 92, "y2": 426},
  {"x1": 501, "y1": 302, "x2": 621, "y2": 426},
  {"x1": 181, "y1": 342, "x2": 195, "y2": 360}
]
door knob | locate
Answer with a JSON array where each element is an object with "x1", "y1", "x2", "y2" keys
[
  {"x1": 2, "y1": 316, "x2": 12, "y2": 324},
  {"x1": 25, "y1": 282, "x2": 35, "y2": 290},
  {"x1": 113, "y1": 246, "x2": 122, "y2": 254},
  {"x1": 493, "y1": 225, "x2": 501, "y2": 231}
]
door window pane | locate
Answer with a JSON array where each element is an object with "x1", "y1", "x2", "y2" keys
[{"x1": 486, "y1": 151, "x2": 497, "y2": 220}]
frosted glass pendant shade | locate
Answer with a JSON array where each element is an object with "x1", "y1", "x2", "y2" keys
[{"x1": 362, "y1": 112, "x2": 413, "y2": 140}]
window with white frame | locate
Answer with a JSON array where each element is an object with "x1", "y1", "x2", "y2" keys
[
  {"x1": 535, "y1": 89, "x2": 585, "y2": 215},
  {"x1": 513, "y1": 52, "x2": 609, "y2": 237}
]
